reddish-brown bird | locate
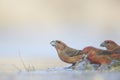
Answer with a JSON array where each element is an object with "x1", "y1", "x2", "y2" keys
[
  {"x1": 50, "y1": 40, "x2": 83, "y2": 68},
  {"x1": 82, "y1": 46, "x2": 113, "y2": 70},
  {"x1": 100, "y1": 40, "x2": 120, "y2": 60}
]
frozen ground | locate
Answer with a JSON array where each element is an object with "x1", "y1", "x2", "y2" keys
[
  {"x1": 0, "y1": 67, "x2": 120, "y2": 80},
  {"x1": 1, "y1": 60, "x2": 120, "y2": 80}
]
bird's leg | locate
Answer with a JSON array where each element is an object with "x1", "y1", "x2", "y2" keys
[
  {"x1": 64, "y1": 63, "x2": 76, "y2": 69},
  {"x1": 71, "y1": 60, "x2": 84, "y2": 70},
  {"x1": 72, "y1": 62, "x2": 79, "y2": 69},
  {"x1": 64, "y1": 61, "x2": 81, "y2": 69},
  {"x1": 65, "y1": 58, "x2": 84, "y2": 69},
  {"x1": 71, "y1": 54, "x2": 89, "y2": 70}
]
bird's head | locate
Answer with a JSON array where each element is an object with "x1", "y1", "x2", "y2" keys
[
  {"x1": 50, "y1": 40, "x2": 67, "y2": 50},
  {"x1": 100, "y1": 40, "x2": 118, "y2": 48}
]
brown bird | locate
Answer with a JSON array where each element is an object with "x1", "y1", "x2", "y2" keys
[
  {"x1": 82, "y1": 46, "x2": 113, "y2": 70},
  {"x1": 50, "y1": 40, "x2": 83, "y2": 69},
  {"x1": 100, "y1": 40, "x2": 120, "y2": 60}
]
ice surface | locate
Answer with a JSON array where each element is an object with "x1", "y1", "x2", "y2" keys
[{"x1": 0, "y1": 67, "x2": 120, "y2": 80}]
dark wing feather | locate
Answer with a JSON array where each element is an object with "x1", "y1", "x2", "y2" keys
[
  {"x1": 97, "y1": 49, "x2": 113, "y2": 55},
  {"x1": 63, "y1": 47, "x2": 82, "y2": 57},
  {"x1": 113, "y1": 47, "x2": 120, "y2": 54}
]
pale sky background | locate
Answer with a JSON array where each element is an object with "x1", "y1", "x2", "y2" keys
[{"x1": 0, "y1": 0, "x2": 120, "y2": 71}]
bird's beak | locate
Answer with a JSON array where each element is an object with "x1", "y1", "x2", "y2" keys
[
  {"x1": 50, "y1": 40, "x2": 56, "y2": 46},
  {"x1": 100, "y1": 42, "x2": 106, "y2": 47}
]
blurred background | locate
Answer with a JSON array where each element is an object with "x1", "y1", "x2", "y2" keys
[{"x1": 0, "y1": 0, "x2": 120, "y2": 71}]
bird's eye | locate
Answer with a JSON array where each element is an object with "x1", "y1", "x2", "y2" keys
[
  {"x1": 106, "y1": 41, "x2": 110, "y2": 43},
  {"x1": 57, "y1": 41, "x2": 61, "y2": 43}
]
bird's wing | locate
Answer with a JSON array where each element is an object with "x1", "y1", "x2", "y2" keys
[
  {"x1": 113, "y1": 47, "x2": 120, "y2": 54},
  {"x1": 97, "y1": 49, "x2": 112, "y2": 55},
  {"x1": 63, "y1": 48, "x2": 82, "y2": 57}
]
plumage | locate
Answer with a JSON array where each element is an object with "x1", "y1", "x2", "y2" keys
[
  {"x1": 82, "y1": 46, "x2": 113, "y2": 70},
  {"x1": 100, "y1": 40, "x2": 119, "y2": 51},
  {"x1": 50, "y1": 40, "x2": 83, "y2": 68},
  {"x1": 100, "y1": 40, "x2": 120, "y2": 60}
]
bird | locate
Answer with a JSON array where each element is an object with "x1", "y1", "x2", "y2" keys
[
  {"x1": 100, "y1": 40, "x2": 120, "y2": 60},
  {"x1": 82, "y1": 46, "x2": 113, "y2": 70},
  {"x1": 50, "y1": 40, "x2": 83, "y2": 69}
]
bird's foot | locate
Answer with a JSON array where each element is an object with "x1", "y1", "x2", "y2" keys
[{"x1": 64, "y1": 65, "x2": 73, "y2": 69}]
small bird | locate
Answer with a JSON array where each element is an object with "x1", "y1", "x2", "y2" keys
[
  {"x1": 50, "y1": 40, "x2": 83, "y2": 69},
  {"x1": 82, "y1": 46, "x2": 113, "y2": 70},
  {"x1": 100, "y1": 40, "x2": 120, "y2": 60}
]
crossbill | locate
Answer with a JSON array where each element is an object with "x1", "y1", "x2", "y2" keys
[
  {"x1": 100, "y1": 40, "x2": 120, "y2": 60},
  {"x1": 50, "y1": 40, "x2": 83, "y2": 69}
]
